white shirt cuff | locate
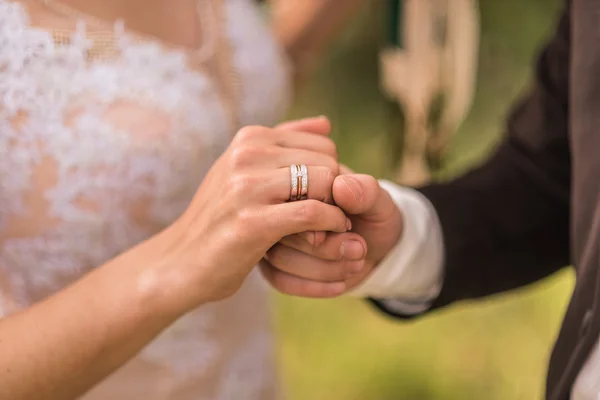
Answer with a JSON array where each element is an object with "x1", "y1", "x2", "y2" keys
[{"x1": 348, "y1": 180, "x2": 445, "y2": 313}]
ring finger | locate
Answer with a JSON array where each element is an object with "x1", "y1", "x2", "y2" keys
[{"x1": 265, "y1": 165, "x2": 337, "y2": 203}]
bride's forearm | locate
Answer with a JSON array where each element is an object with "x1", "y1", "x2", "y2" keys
[
  {"x1": 0, "y1": 225, "x2": 191, "y2": 400},
  {"x1": 270, "y1": 0, "x2": 367, "y2": 83}
]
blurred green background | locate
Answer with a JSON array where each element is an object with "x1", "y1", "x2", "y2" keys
[{"x1": 274, "y1": 1, "x2": 574, "y2": 399}]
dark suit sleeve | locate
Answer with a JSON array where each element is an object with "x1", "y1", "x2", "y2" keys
[{"x1": 372, "y1": 2, "x2": 571, "y2": 317}]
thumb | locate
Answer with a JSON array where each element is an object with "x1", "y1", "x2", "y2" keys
[
  {"x1": 332, "y1": 174, "x2": 397, "y2": 221},
  {"x1": 275, "y1": 116, "x2": 331, "y2": 136}
]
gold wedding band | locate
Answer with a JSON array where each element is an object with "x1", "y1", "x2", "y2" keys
[{"x1": 289, "y1": 164, "x2": 308, "y2": 201}]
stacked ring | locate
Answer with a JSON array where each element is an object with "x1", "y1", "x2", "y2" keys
[
  {"x1": 289, "y1": 164, "x2": 308, "y2": 201},
  {"x1": 299, "y1": 165, "x2": 308, "y2": 200}
]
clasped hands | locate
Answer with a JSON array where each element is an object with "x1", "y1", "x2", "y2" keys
[
  {"x1": 169, "y1": 116, "x2": 403, "y2": 312},
  {"x1": 260, "y1": 116, "x2": 403, "y2": 298}
]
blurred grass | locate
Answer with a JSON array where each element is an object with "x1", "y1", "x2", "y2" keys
[{"x1": 275, "y1": 1, "x2": 574, "y2": 399}]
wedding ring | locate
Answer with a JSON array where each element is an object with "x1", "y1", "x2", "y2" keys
[
  {"x1": 296, "y1": 175, "x2": 302, "y2": 200},
  {"x1": 289, "y1": 164, "x2": 308, "y2": 201},
  {"x1": 300, "y1": 164, "x2": 308, "y2": 200},
  {"x1": 290, "y1": 165, "x2": 300, "y2": 201}
]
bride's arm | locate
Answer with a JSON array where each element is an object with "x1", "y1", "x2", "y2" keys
[
  {"x1": 269, "y1": 0, "x2": 367, "y2": 85},
  {"x1": 0, "y1": 226, "x2": 190, "y2": 400},
  {"x1": 0, "y1": 120, "x2": 350, "y2": 400}
]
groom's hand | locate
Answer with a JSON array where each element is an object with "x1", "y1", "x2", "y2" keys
[{"x1": 261, "y1": 167, "x2": 404, "y2": 297}]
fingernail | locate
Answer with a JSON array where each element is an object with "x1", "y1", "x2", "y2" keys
[
  {"x1": 346, "y1": 218, "x2": 352, "y2": 231},
  {"x1": 299, "y1": 231, "x2": 315, "y2": 246},
  {"x1": 340, "y1": 240, "x2": 365, "y2": 261},
  {"x1": 313, "y1": 231, "x2": 327, "y2": 246},
  {"x1": 328, "y1": 282, "x2": 346, "y2": 296}
]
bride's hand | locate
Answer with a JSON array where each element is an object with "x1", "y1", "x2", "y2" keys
[
  {"x1": 159, "y1": 119, "x2": 349, "y2": 311},
  {"x1": 0, "y1": 117, "x2": 344, "y2": 400}
]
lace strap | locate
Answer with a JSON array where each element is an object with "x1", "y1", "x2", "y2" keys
[
  {"x1": 31, "y1": 0, "x2": 242, "y2": 135},
  {"x1": 39, "y1": 0, "x2": 218, "y2": 63}
]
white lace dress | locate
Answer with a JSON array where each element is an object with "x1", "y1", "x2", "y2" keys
[{"x1": 0, "y1": 0, "x2": 292, "y2": 398}]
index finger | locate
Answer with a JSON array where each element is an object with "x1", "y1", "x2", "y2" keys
[{"x1": 275, "y1": 116, "x2": 331, "y2": 136}]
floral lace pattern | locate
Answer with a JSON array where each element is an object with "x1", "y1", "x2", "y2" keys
[{"x1": 0, "y1": 1, "x2": 290, "y2": 398}]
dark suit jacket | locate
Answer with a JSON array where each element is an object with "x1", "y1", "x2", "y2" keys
[{"x1": 372, "y1": 1, "x2": 600, "y2": 399}]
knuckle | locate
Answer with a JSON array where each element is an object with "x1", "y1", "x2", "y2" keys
[
  {"x1": 229, "y1": 145, "x2": 260, "y2": 169},
  {"x1": 235, "y1": 125, "x2": 269, "y2": 143},
  {"x1": 320, "y1": 241, "x2": 342, "y2": 261},
  {"x1": 235, "y1": 125, "x2": 260, "y2": 142},
  {"x1": 298, "y1": 200, "x2": 321, "y2": 224},
  {"x1": 266, "y1": 244, "x2": 284, "y2": 265},
  {"x1": 229, "y1": 147, "x2": 248, "y2": 169}
]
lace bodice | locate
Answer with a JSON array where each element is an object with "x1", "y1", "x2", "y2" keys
[{"x1": 0, "y1": 0, "x2": 291, "y2": 398}]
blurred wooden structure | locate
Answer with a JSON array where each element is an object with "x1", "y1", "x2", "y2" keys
[{"x1": 380, "y1": 0, "x2": 480, "y2": 186}]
